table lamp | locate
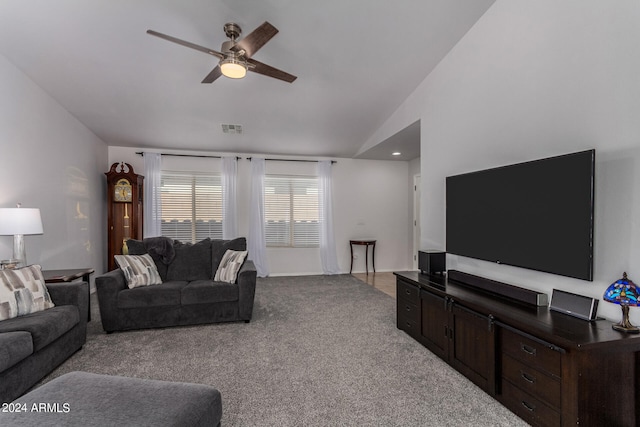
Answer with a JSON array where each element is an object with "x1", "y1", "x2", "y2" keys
[
  {"x1": 0, "y1": 204, "x2": 44, "y2": 267},
  {"x1": 603, "y1": 272, "x2": 640, "y2": 334}
]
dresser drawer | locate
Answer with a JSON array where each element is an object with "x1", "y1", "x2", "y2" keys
[
  {"x1": 502, "y1": 354, "x2": 561, "y2": 409},
  {"x1": 501, "y1": 328, "x2": 561, "y2": 377},
  {"x1": 397, "y1": 279, "x2": 419, "y2": 303},
  {"x1": 397, "y1": 317, "x2": 420, "y2": 338},
  {"x1": 501, "y1": 379, "x2": 561, "y2": 427},
  {"x1": 397, "y1": 298, "x2": 420, "y2": 325}
]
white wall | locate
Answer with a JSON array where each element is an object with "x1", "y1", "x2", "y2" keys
[
  {"x1": 0, "y1": 54, "x2": 108, "y2": 282},
  {"x1": 109, "y1": 146, "x2": 412, "y2": 275},
  {"x1": 364, "y1": 0, "x2": 640, "y2": 324}
]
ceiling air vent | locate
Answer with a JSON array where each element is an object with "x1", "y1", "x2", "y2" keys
[{"x1": 222, "y1": 124, "x2": 243, "y2": 134}]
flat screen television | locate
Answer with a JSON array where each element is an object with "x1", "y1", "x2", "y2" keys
[{"x1": 446, "y1": 149, "x2": 595, "y2": 281}]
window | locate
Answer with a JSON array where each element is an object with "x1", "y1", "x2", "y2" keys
[
  {"x1": 264, "y1": 175, "x2": 320, "y2": 247},
  {"x1": 160, "y1": 172, "x2": 222, "y2": 242}
]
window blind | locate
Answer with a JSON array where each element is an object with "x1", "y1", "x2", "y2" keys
[
  {"x1": 160, "y1": 172, "x2": 223, "y2": 242},
  {"x1": 264, "y1": 175, "x2": 320, "y2": 247}
]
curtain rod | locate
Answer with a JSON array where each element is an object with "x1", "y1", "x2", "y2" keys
[
  {"x1": 135, "y1": 152, "x2": 335, "y2": 163},
  {"x1": 246, "y1": 157, "x2": 337, "y2": 164},
  {"x1": 136, "y1": 152, "x2": 241, "y2": 160}
]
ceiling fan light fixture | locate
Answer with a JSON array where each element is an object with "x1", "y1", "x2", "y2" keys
[{"x1": 220, "y1": 56, "x2": 247, "y2": 79}]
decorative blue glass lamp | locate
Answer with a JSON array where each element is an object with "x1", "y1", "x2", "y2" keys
[{"x1": 603, "y1": 272, "x2": 640, "y2": 334}]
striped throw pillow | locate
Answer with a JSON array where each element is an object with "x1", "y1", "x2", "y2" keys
[
  {"x1": 114, "y1": 254, "x2": 163, "y2": 289},
  {"x1": 214, "y1": 250, "x2": 248, "y2": 284},
  {"x1": 0, "y1": 265, "x2": 55, "y2": 321}
]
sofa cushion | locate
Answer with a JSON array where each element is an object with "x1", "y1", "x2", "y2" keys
[
  {"x1": 211, "y1": 238, "x2": 247, "y2": 276},
  {"x1": 181, "y1": 280, "x2": 239, "y2": 305},
  {"x1": 167, "y1": 238, "x2": 212, "y2": 281},
  {"x1": 0, "y1": 331, "x2": 33, "y2": 372},
  {"x1": 115, "y1": 254, "x2": 163, "y2": 288},
  {"x1": 214, "y1": 250, "x2": 248, "y2": 283},
  {"x1": 0, "y1": 265, "x2": 54, "y2": 321},
  {"x1": 118, "y1": 281, "x2": 187, "y2": 309},
  {"x1": 0, "y1": 305, "x2": 79, "y2": 351}
]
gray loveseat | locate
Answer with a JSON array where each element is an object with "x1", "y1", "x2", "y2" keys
[
  {"x1": 0, "y1": 280, "x2": 88, "y2": 403},
  {"x1": 95, "y1": 237, "x2": 256, "y2": 333}
]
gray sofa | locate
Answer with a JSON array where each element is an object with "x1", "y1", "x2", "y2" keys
[
  {"x1": 0, "y1": 281, "x2": 88, "y2": 404},
  {"x1": 95, "y1": 237, "x2": 256, "y2": 333}
]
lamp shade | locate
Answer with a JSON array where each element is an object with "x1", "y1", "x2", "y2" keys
[
  {"x1": 0, "y1": 208, "x2": 44, "y2": 235},
  {"x1": 603, "y1": 272, "x2": 640, "y2": 306},
  {"x1": 603, "y1": 272, "x2": 640, "y2": 333}
]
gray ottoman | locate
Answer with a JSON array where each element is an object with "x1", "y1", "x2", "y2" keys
[{"x1": 0, "y1": 371, "x2": 222, "y2": 426}]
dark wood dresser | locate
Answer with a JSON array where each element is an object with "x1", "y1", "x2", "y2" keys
[{"x1": 395, "y1": 270, "x2": 640, "y2": 427}]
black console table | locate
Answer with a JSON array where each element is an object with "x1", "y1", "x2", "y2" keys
[{"x1": 395, "y1": 270, "x2": 640, "y2": 427}]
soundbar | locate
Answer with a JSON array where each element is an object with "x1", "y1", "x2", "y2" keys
[{"x1": 447, "y1": 270, "x2": 548, "y2": 306}]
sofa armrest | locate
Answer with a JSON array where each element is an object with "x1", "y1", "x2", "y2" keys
[
  {"x1": 47, "y1": 281, "x2": 89, "y2": 315},
  {"x1": 95, "y1": 269, "x2": 127, "y2": 296},
  {"x1": 46, "y1": 281, "x2": 89, "y2": 334},
  {"x1": 237, "y1": 260, "x2": 257, "y2": 321},
  {"x1": 95, "y1": 269, "x2": 128, "y2": 332}
]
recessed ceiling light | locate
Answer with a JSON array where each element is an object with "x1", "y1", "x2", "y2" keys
[{"x1": 392, "y1": 152, "x2": 402, "y2": 156}]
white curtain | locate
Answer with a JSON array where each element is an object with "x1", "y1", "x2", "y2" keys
[
  {"x1": 143, "y1": 152, "x2": 162, "y2": 237},
  {"x1": 318, "y1": 160, "x2": 340, "y2": 274},
  {"x1": 221, "y1": 156, "x2": 238, "y2": 239},
  {"x1": 248, "y1": 158, "x2": 269, "y2": 277}
]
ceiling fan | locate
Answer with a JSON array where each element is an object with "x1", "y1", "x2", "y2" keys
[{"x1": 147, "y1": 21, "x2": 297, "y2": 83}]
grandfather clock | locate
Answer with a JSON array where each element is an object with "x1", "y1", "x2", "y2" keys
[{"x1": 105, "y1": 162, "x2": 144, "y2": 271}]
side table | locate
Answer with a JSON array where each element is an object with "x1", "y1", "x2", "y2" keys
[
  {"x1": 350, "y1": 239, "x2": 376, "y2": 275},
  {"x1": 43, "y1": 268, "x2": 94, "y2": 321}
]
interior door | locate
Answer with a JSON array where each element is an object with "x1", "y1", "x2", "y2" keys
[{"x1": 413, "y1": 174, "x2": 421, "y2": 270}]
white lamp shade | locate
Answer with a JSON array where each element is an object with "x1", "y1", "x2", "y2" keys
[{"x1": 0, "y1": 208, "x2": 44, "y2": 235}]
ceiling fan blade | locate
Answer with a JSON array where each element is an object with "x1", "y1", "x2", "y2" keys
[
  {"x1": 147, "y1": 29, "x2": 223, "y2": 59},
  {"x1": 246, "y1": 58, "x2": 297, "y2": 83},
  {"x1": 202, "y1": 66, "x2": 222, "y2": 84},
  {"x1": 231, "y1": 21, "x2": 278, "y2": 58}
]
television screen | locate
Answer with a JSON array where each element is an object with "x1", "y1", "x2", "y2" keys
[{"x1": 446, "y1": 149, "x2": 595, "y2": 281}]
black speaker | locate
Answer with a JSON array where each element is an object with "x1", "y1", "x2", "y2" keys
[
  {"x1": 419, "y1": 250, "x2": 446, "y2": 275},
  {"x1": 550, "y1": 289, "x2": 599, "y2": 321}
]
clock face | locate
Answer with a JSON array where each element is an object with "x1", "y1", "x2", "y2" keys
[{"x1": 114, "y1": 178, "x2": 132, "y2": 202}]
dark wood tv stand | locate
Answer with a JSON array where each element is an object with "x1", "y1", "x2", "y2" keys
[{"x1": 395, "y1": 270, "x2": 640, "y2": 427}]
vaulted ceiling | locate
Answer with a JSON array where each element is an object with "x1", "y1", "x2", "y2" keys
[{"x1": 0, "y1": 1, "x2": 494, "y2": 159}]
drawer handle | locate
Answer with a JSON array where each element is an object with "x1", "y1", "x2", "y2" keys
[
  {"x1": 521, "y1": 401, "x2": 536, "y2": 412},
  {"x1": 520, "y1": 343, "x2": 537, "y2": 356},
  {"x1": 520, "y1": 371, "x2": 536, "y2": 384},
  {"x1": 405, "y1": 305, "x2": 411, "y2": 312},
  {"x1": 405, "y1": 289, "x2": 411, "y2": 295}
]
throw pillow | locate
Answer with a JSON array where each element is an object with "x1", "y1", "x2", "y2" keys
[
  {"x1": 126, "y1": 238, "x2": 170, "y2": 281},
  {"x1": 0, "y1": 265, "x2": 55, "y2": 321},
  {"x1": 114, "y1": 254, "x2": 163, "y2": 289},
  {"x1": 214, "y1": 250, "x2": 248, "y2": 284},
  {"x1": 211, "y1": 237, "x2": 247, "y2": 277},
  {"x1": 166, "y1": 238, "x2": 212, "y2": 282}
]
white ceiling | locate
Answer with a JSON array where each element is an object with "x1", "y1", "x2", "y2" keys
[{"x1": 0, "y1": 0, "x2": 494, "y2": 159}]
